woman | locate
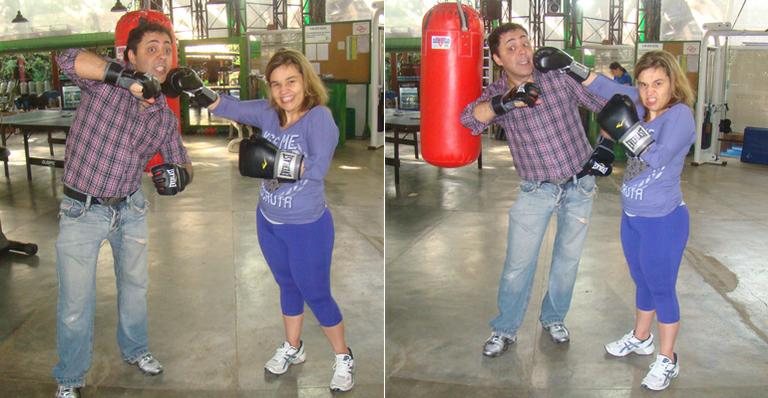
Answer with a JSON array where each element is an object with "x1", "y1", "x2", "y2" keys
[
  {"x1": 585, "y1": 51, "x2": 695, "y2": 391},
  {"x1": 208, "y1": 48, "x2": 353, "y2": 392},
  {"x1": 609, "y1": 61, "x2": 633, "y2": 86}
]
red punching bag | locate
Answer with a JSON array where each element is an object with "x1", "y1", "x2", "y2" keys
[
  {"x1": 115, "y1": 10, "x2": 180, "y2": 172},
  {"x1": 420, "y1": 2, "x2": 483, "y2": 168}
]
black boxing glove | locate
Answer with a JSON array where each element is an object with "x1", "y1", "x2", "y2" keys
[
  {"x1": 490, "y1": 82, "x2": 542, "y2": 115},
  {"x1": 597, "y1": 94, "x2": 655, "y2": 157},
  {"x1": 151, "y1": 163, "x2": 190, "y2": 195},
  {"x1": 239, "y1": 135, "x2": 303, "y2": 181},
  {"x1": 162, "y1": 67, "x2": 219, "y2": 107},
  {"x1": 103, "y1": 61, "x2": 161, "y2": 99},
  {"x1": 581, "y1": 136, "x2": 615, "y2": 177},
  {"x1": 533, "y1": 47, "x2": 590, "y2": 82}
]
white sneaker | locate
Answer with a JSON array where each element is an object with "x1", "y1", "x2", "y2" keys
[
  {"x1": 55, "y1": 385, "x2": 80, "y2": 398},
  {"x1": 641, "y1": 353, "x2": 679, "y2": 391},
  {"x1": 264, "y1": 341, "x2": 306, "y2": 375},
  {"x1": 330, "y1": 348, "x2": 355, "y2": 392},
  {"x1": 605, "y1": 329, "x2": 655, "y2": 357},
  {"x1": 127, "y1": 352, "x2": 164, "y2": 375}
]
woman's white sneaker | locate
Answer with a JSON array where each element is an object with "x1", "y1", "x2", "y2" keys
[
  {"x1": 330, "y1": 348, "x2": 355, "y2": 392},
  {"x1": 641, "y1": 353, "x2": 679, "y2": 391},
  {"x1": 265, "y1": 341, "x2": 306, "y2": 375},
  {"x1": 604, "y1": 329, "x2": 655, "y2": 357}
]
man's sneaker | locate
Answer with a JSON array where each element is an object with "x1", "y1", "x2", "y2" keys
[
  {"x1": 265, "y1": 341, "x2": 306, "y2": 375},
  {"x1": 127, "y1": 352, "x2": 164, "y2": 375},
  {"x1": 641, "y1": 353, "x2": 679, "y2": 391},
  {"x1": 55, "y1": 385, "x2": 80, "y2": 398},
  {"x1": 605, "y1": 329, "x2": 655, "y2": 357},
  {"x1": 482, "y1": 333, "x2": 516, "y2": 357},
  {"x1": 330, "y1": 348, "x2": 355, "y2": 392},
  {"x1": 543, "y1": 322, "x2": 570, "y2": 343}
]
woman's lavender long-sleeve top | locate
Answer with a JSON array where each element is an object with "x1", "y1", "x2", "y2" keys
[
  {"x1": 588, "y1": 75, "x2": 696, "y2": 217},
  {"x1": 213, "y1": 96, "x2": 338, "y2": 224}
]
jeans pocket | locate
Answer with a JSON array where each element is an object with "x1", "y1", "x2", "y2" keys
[
  {"x1": 520, "y1": 180, "x2": 540, "y2": 193},
  {"x1": 59, "y1": 198, "x2": 86, "y2": 220},
  {"x1": 128, "y1": 191, "x2": 149, "y2": 216},
  {"x1": 576, "y1": 175, "x2": 597, "y2": 198}
]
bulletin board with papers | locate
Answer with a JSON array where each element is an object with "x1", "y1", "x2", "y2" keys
[{"x1": 304, "y1": 20, "x2": 371, "y2": 84}]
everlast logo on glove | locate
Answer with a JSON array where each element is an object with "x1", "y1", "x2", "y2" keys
[
  {"x1": 276, "y1": 152, "x2": 302, "y2": 181},
  {"x1": 151, "y1": 163, "x2": 189, "y2": 196},
  {"x1": 591, "y1": 161, "x2": 610, "y2": 176},
  {"x1": 167, "y1": 168, "x2": 178, "y2": 188}
]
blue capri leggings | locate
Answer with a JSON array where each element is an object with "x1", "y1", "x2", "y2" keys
[
  {"x1": 620, "y1": 205, "x2": 689, "y2": 324},
  {"x1": 256, "y1": 208, "x2": 342, "y2": 327}
]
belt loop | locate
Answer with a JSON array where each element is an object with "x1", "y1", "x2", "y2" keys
[
  {"x1": 572, "y1": 174, "x2": 577, "y2": 185},
  {"x1": 85, "y1": 195, "x2": 93, "y2": 209}
]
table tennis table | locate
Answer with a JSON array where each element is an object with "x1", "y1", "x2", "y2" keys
[{"x1": 1, "y1": 110, "x2": 72, "y2": 180}]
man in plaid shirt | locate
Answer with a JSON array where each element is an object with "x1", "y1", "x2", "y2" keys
[
  {"x1": 53, "y1": 22, "x2": 192, "y2": 398},
  {"x1": 460, "y1": 23, "x2": 606, "y2": 357}
]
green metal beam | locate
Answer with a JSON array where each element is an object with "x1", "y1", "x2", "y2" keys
[
  {"x1": 385, "y1": 37, "x2": 420, "y2": 52},
  {"x1": 0, "y1": 32, "x2": 115, "y2": 55}
]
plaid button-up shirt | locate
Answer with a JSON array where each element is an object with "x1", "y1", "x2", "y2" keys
[
  {"x1": 57, "y1": 49, "x2": 189, "y2": 197},
  {"x1": 461, "y1": 69, "x2": 606, "y2": 182}
]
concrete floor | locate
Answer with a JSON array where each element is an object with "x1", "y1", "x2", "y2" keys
[
  {"x1": 386, "y1": 136, "x2": 768, "y2": 397},
  {"x1": 0, "y1": 134, "x2": 384, "y2": 397}
]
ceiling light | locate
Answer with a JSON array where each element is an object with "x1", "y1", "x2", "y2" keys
[
  {"x1": 12, "y1": 11, "x2": 29, "y2": 23},
  {"x1": 111, "y1": 0, "x2": 128, "y2": 12}
]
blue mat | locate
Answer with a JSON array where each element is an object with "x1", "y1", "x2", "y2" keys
[{"x1": 720, "y1": 145, "x2": 742, "y2": 158}]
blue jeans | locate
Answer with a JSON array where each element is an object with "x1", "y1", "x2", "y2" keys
[
  {"x1": 490, "y1": 175, "x2": 596, "y2": 336},
  {"x1": 52, "y1": 189, "x2": 150, "y2": 387}
]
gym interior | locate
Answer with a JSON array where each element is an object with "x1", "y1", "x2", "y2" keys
[
  {"x1": 386, "y1": 0, "x2": 768, "y2": 397},
  {"x1": 1, "y1": 1, "x2": 384, "y2": 397}
]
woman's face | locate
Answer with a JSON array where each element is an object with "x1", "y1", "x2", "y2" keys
[
  {"x1": 269, "y1": 64, "x2": 305, "y2": 114},
  {"x1": 636, "y1": 66, "x2": 672, "y2": 115}
]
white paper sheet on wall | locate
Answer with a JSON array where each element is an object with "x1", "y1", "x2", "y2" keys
[
  {"x1": 357, "y1": 35, "x2": 370, "y2": 53},
  {"x1": 317, "y1": 44, "x2": 329, "y2": 61},
  {"x1": 306, "y1": 44, "x2": 317, "y2": 61}
]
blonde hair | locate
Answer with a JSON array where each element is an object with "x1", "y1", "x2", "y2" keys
[
  {"x1": 633, "y1": 50, "x2": 695, "y2": 118},
  {"x1": 265, "y1": 48, "x2": 328, "y2": 126}
]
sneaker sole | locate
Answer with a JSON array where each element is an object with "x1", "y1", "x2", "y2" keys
[
  {"x1": 641, "y1": 366, "x2": 679, "y2": 390},
  {"x1": 138, "y1": 368, "x2": 163, "y2": 376},
  {"x1": 330, "y1": 382, "x2": 354, "y2": 392},
  {"x1": 482, "y1": 345, "x2": 510, "y2": 357},
  {"x1": 605, "y1": 344, "x2": 656, "y2": 357},
  {"x1": 265, "y1": 356, "x2": 306, "y2": 375},
  {"x1": 126, "y1": 360, "x2": 164, "y2": 376}
]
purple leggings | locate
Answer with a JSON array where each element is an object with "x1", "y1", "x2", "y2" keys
[
  {"x1": 620, "y1": 205, "x2": 689, "y2": 324},
  {"x1": 256, "y1": 208, "x2": 342, "y2": 327}
]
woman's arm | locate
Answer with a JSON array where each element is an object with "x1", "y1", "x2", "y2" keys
[
  {"x1": 638, "y1": 105, "x2": 696, "y2": 169},
  {"x1": 301, "y1": 107, "x2": 339, "y2": 181},
  {"x1": 209, "y1": 95, "x2": 269, "y2": 128}
]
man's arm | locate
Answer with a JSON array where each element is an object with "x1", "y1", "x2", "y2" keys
[
  {"x1": 73, "y1": 50, "x2": 160, "y2": 101},
  {"x1": 73, "y1": 50, "x2": 109, "y2": 81},
  {"x1": 472, "y1": 101, "x2": 497, "y2": 124}
]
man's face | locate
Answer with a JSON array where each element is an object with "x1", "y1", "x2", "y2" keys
[
  {"x1": 127, "y1": 31, "x2": 173, "y2": 83},
  {"x1": 491, "y1": 29, "x2": 534, "y2": 83}
]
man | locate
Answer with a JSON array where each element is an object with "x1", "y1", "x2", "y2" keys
[
  {"x1": 460, "y1": 23, "x2": 608, "y2": 357},
  {"x1": 53, "y1": 22, "x2": 192, "y2": 398}
]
